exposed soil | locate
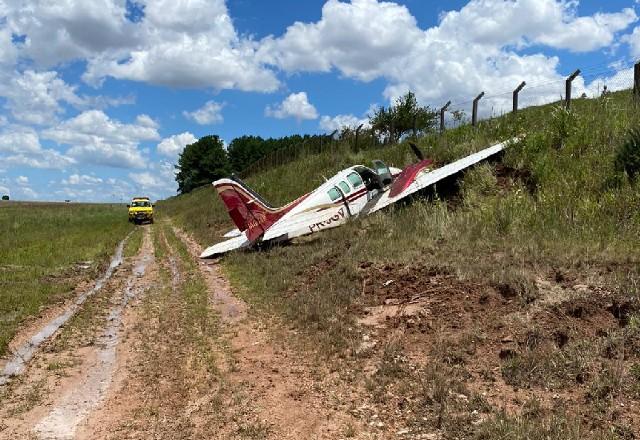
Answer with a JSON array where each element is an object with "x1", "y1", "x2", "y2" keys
[
  {"x1": 352, "y1": 262, "x2": 640, "y2": 437},
  {"x1": 3, "y1": 224, "x2": 638, "y2": 439},
  {"x1": 0, "y1": 225, "x2": 375, "y2": 439},
  {"x1": 174, "y1": 227, "x2": 369, "y2": 439}
]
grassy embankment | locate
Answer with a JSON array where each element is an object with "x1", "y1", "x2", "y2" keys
[
  {"x1": 160, "y1": 92, "x2": 640, "y2": 438},
  {"x1": 0, "y1": 202, "x2": 132, "y2": 355}
]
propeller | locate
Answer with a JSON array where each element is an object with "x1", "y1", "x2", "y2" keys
[{"x1": 409, "y1": 142, "x2": 424, "y2": 161}]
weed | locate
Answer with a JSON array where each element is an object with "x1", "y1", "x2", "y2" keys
[{"x1": 614, "y1": 128, "x2": 640, "y2": 181}]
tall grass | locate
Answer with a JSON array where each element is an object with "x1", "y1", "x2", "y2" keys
[
  {"x1": 159, "y1": 90, "x2": 640, "y2": 350},
  {"x1": 0, "y1": 202, "x2": 132, "y2": 354}
]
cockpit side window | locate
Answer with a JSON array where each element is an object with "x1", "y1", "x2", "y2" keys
[
  {"x1": 347, "y1": 172, "x2": 363, "y2": 188},
  {"x1": 327, "y1": 187, "x2": 341, "y2": 201},
  {"x1": 337, "y1": 181, "x2": 351, "y2": 194}
]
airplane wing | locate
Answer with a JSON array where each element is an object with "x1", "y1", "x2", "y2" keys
[
  {"x1": 200, "y1": 231, "x2": 251, "y2": 258},
  {"x1": 366, "y1": 139, "x2": 512, "y2": 215}
]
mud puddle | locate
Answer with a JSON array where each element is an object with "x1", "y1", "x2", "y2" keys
[{"x1": 0, "y1": 233, "x2": 132, "y2": 386}]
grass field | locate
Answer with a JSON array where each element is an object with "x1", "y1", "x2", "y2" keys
[
  {"x1": 0, "y1": 202, "x2": 133, "y2": 355},
  {"x1": 159, "y1": 91, "x2": 640, "y2": 438}
]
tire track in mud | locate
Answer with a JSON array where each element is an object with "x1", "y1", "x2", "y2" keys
[
  {"x1": 34, "y1": 229, "x2": 154, "y2": 439},
  {"x1": 172, "y1": 226, "x2": 368, "y2": 440},
  {"x1": 76, "y1": 225, "x2": 224, "y2": 439},
  {"x1": 0, "y1": 232, "x2": 133, "y2": 386},
  {"x1": 0, "y1": 227, "x2": 155, "y2": 440}
]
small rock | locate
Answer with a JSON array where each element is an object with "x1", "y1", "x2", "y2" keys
[{"x1": 383, "y1": 280, "x2": 394, "y2": 287}]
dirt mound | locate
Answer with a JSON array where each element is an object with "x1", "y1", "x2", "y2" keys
[{"x1": 352, "y1": 262, "x2": 640, "y2": 436}]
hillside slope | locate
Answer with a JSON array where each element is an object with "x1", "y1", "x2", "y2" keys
[{"x1": 159, "y1": 92, "x2": 640, "y2": 438}]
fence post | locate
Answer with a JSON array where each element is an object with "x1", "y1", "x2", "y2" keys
[
  {"x1": 354, "y1": 124, "x2": 364, "y2": 152},
  {"x1": 472, "y1": 92, "x2": 484, "y2": 127},
  {"x1": 565, "y1": 69, "x2": 580, "y2": 109},
  {"x1": 634, "y1": 62, "x2": 640, "y2": 102},
  {"x1": 411, "y1": 114, "x2": 417, "y2": 138},
  {"x1": 439, "y1": 101, "x2": 451, "y2": 133},
  {"x1": 513, "y1": 81, "x2": 526, "y2": 114}
]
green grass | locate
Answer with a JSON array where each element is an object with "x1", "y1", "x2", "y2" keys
[
  {"x1": 0, "y1": 202, "x2": 132, "y2": 355},
  {"x1": 158, "y1": 92, "x2": 640, "y2": 437},
  {"x1": 124, "y1": 226, "x2": 144, "y2": 258},
  {"x1": 160, "y1": 91, "x2": 640, "y2": 349}
]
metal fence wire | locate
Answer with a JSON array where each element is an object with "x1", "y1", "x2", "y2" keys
[{"x1": 241, "y1": 58, "x2": 640, "y2": 177}]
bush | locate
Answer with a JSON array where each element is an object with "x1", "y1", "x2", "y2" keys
[{"x1": 615, "y1": 128, "x2": 640, "y2": 181}]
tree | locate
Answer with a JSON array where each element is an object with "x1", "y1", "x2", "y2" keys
[
  {"x1": 227, "y1": 135, "x2": 266, "y2": 172},
  {"x1": 175, "y1": 135, "x2": 230, "y2": 194},
  {"x1": 370, "y1": 91, "x2": 437, "y2": 143}
]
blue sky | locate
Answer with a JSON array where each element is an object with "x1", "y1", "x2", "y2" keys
[{"x1": 0, "y1": 0, "x2": 639, "y2": 202}]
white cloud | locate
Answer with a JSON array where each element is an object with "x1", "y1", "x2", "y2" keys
[
  {"x1": 17, "y1": 186, "x2": 38, "y2": 200},
  {"x1": 0, "y1": 126, "x2": 42, "y2": 154},
  {"x1": 62, "y1": 173, "x2": 103, "y2": 185},
  {"x1": 128, "y1": 161, "x2": 178, "y2": 199},
  {"x1": 623, "y1": 26, "x2": 640, "y2": 57},
  {"x1": 265, "y1": 92, "x2": 318, "y2": 121},
  {"x1": 319, "y1": 114, "x2": 370, "y2": 132},
  {"x1": 0, "y1": 70, "x2": 84, "y2": 125},
  {"x1": 259, "y1": 0, "x2": 638, "y2": 111},
  {"x1": 4, "y1": 0, "x2": 139, "y2": 67},
  {"x1": 42, "y1": 110, "x2": 160, "y2": 168},
  {"x1": 157, "y1": 132, "x2": 197, "y2": 158},
  {"x1": 0, "y1": 125, "x2": 76, "y2": 170},
  {"x1": 183, "y1": 101, "x2": 224, "y2": 125},
  {"x1": 0, "y1": 185, "x2": 10, "y2": 197},
  {"x1": 16, "y1": 175, "x2": 28, "y2": 185},
  {"x1": 81, "y1": 0, "x2": 278, "y2": 91}
]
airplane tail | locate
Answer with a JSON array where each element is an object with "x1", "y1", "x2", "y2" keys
[{"x1": 213, "y1": 176, "x2": 295, "y2": 242}]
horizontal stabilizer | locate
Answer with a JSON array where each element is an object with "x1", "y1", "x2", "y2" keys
[
  {"x1": 200, "y1": 232, "x2": 251, "y2": 258},
  {"x1": 223, "y1": 228, "x2": 242, "y2": 238}
]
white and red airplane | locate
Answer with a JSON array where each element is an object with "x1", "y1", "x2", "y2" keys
[{"x1": 200, "y1": 140, "x2": 512, "y2": 258}]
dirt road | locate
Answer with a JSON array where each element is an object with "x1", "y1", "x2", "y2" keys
[{"x1": 0, "y1": 224, "x2": 372, "y2": 439}]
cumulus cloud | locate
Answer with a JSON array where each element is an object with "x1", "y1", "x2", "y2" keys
[
  {"x1": 128, "y1": 161, "x2": 178, "y2": 199},
  {"x1": 56, "y1": 175, "x2": 134, "y2": 202},
  {"x1": 17, "y1": 186, "x2": 38, "y2": 200},
  {"x1": 0, "y1": 125, "x2": 75, "y2": 169},
  {"x1": 82, "y1": 0, "x2": 278, "y2": 91},
  {"x1": 0, "y1": 70, "x2": 84, "y2": 125},
  {"x1": 623, "y1": 26, "x2": 640, "y2": 57},
  {"x1": 16, "y1": 175, "x2": 28, "y2": 185},
  {"x1": 319, "y1": 114, "x2": 370, "y2": 132},
  {"x1": 62, "y1": 174, "x2": 103, "y2": 185},
  {"x1": 259, "y1": 0, "x2": 638, "y2": 110},
  {"x1": 183, "y1": 101, "x2": 224, "y2": 125},
  {"x1": 42, "y1": 110, "x2": 160, "y2": 168},
  {"x1": 265, "y1": 92, "x2": 318, "y2": 121},
  {"x1": 157, "y1": 132, "x2": 197, "y2": 158}
]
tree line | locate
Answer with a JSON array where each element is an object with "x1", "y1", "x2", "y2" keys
[{"x1": 176, "y1": 91, "x2": 437, "y2": 194}]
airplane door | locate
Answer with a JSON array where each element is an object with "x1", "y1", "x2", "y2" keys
[{"x1": 341, "y1": 172, "x2": 369, "y2": 216}]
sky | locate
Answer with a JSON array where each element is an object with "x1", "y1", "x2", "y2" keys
[{"x1": 0, "y1": 0, "x2": 639, "y2": 202}]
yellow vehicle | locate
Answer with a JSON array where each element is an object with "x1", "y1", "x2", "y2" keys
[{"x1": 128, "y1": 197, "x2": 154, "y2": 224}]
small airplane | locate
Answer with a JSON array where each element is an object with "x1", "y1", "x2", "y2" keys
[{"x1": 200, "y1": 139, "x2": 513, "y2": 258}]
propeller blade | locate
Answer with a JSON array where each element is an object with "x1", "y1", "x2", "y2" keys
[{"x1": 409, "y1": 142, "x2": 424, "y2": 161}]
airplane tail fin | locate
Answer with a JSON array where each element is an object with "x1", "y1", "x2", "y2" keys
[{"x1": 213, "y1": 176, "x2": 283, "y2": 242}]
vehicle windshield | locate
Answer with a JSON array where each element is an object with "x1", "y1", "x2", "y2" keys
[{"x1": 132, "y1": 201, "x2": 150, "y2": 207}]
